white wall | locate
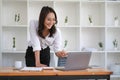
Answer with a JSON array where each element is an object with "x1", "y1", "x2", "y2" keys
[{"x1": 0, "y1": 0, "x2": 2, "y2": 66}]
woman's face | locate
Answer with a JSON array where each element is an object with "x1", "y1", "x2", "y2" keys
[{"x1": 44, "y1": 12, "x2": 56, "y2": 30}]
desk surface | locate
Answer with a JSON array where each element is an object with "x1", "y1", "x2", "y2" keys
[{"x1": 0, "y1": 67, "x2": 112, "y2": 76}]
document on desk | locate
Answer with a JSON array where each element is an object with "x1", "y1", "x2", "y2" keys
[{"x1": 21, "y1": 67, "x2": 43, "y2": 71}]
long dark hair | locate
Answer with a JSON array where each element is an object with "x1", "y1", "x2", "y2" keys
[{"x1": 37, "y1": 6, "x2": 57, "y2": 38}]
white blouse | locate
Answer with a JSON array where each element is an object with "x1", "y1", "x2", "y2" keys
[{"x1": 28, "y1": 20, "x2": 62, "y2": 53}]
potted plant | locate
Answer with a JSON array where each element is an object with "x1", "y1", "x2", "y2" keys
[
  {"x1": 114, "y1": 16, "x2": 119, "y2": 26},
  {"x1": 113, "y1": 39, "x2": 118, "y2": 50},
  {"x1": 13, "y1": 37, "x2": 16, "y2": 51},
  {"x1": 63, "y1": 40, "x2": 68, "y2": 50},
  {"x1": 98, "y1": 42, "x2": 103, "y2": 51},
  {"x1": 64, "y1": 16, "x2": 68, "y2": 26},
  {"x1": 14, "y1": 13, "x2": 20, "y2": 25},
  {"x1": 88, "y1": 15, "x2": 93, "y2": 26}
]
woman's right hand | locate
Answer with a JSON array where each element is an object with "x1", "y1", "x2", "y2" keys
[
  {"x1": 55, "y1": 50, "x2": 68, "y2": 58},
  {"x1": 34, "y1": 50, "x2": 47, "y2": 67}
]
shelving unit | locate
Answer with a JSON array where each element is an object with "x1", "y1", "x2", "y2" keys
[{"x1": 0, "y1": 0, "x2": 120, "y2": 79}]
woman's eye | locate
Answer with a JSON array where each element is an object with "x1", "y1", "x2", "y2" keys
[
  {"x1": 47, "y1": 18, "x2": 51, "y2": 21},
  {"x1": 47, "y1": 18, "x2": 55, "y2": 21}
]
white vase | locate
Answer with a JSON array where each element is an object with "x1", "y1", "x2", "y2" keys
[
  {"x1": 13, "y1": 48, "x2": 16, "y2": 51},
  {"x1": 114, "y1": 20, "x2": 119, "y2": 27},
  {"x1": 90, "y1": 23, "x2": 93, "y2": 26},
  {"x1": 100, "y1": 48, "x2": 103, "y2": 51},
  {"x1": 114, "y1": 47, "x2": 118, "y2": 51},
  {"x1": 64, "y1": 23, "x2": 68, "y2": 27}
]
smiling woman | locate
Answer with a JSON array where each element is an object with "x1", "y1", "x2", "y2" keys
[{"x1": 25, "y1": 6, "x2": 67, "y2": 67}]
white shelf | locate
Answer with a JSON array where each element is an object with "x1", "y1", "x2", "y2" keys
[
  {"x1": 106, "y1": 26, "x2": 120, "y2": 27},
  {"x1": 57, "y1": 25, "x2": 80, "y2": 28},
  {"x1": 106, "y1": 1, "x2": 120, "y2": 2},
  {"x1": 107, "y1": 51, "x2": 120, "y2": 53},
  {"x1": 91, "y1": 51, "x2": 105, "y2": 53},
  {"x1": 81, "y1": 25, "x2": 106, "y2": 27},
  {"x1": 81, "y1": 0, "x2": 105, "y2": 2},
  {"x1": 2, "y1": 50, "x2": 25, "y2": 54},
  {"x1": 2, "y1": 25, "x2": 28, "y2": 28}
]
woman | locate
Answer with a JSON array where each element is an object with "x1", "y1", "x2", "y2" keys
[{"x1": 25, "y1": 6, "x2": 67, "y2": 67}]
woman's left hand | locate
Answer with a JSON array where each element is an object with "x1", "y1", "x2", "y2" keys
[{"x1": 55, "y1": 50, "x2": 68, "y2": 57}]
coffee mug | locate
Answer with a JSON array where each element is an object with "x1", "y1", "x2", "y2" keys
[{"x1": 15, "y1": 61, "x2": 22, "y2": 69}]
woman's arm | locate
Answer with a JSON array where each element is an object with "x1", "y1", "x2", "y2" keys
[
  {"x1": 29, "y1": 20, "x2": 47, "y2": 67},
  {"x1": 34, "y1": 51, "x2": 47, "y2": 67},
  {"x1": 29, "y1": 20, "x2": 41, "y2": 51},
  {"x1": 53, "y1": 28, "x2": 67, "y2": 57}
]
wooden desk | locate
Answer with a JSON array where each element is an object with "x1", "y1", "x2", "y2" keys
[{"x1": 0, "y1": 67, "x2": 112, "y2": 80}]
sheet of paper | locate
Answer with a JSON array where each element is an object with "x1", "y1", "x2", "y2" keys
[
  {"x1": 21, "y1": 67, "x2": 43, "y2": 71},
  {"x1": 42, "y1": 67, "x2": 54, "y2": 70}
]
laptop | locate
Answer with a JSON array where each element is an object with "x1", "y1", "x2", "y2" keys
[{"x1": 55, "y1": 52, "x2": 91, "y2": 71}]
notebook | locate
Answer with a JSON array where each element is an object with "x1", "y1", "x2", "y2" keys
[
  {"x1": 55, "y1": 52, "x2": 91, "y2": 71},
  {"x1": 21, "y1": 67, "x2": 43, "y2": 71}
]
